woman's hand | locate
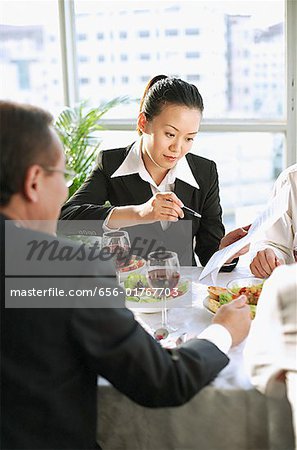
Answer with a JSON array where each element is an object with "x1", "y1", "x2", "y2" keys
[
  {"x1": 219, "y1": 225, "x2": 251, "y2": 262},
  {"x1": 106, "y1": 192, "x2": 184, "y2": 229},
  {"x1": 136, "y1": 192, "x2": 184, "y2": 224}
]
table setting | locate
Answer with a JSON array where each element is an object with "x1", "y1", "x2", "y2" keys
[
  {"x1": 97, "y1": 232, "x2": 296, "y2": 450},
  {"x1": 131, "y1": 265, "x2": 255, "y2": 390},
  {"x1": 96, "y1": 227, "x2": 269, "y2": 390},
  {"x1": 97, "y1": 258, "x2": 295, "y2": 450}
]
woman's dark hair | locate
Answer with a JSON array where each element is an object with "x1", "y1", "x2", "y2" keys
[
  {"x1": 0, "y1": 101, "x2": 57, "y2": 205},
  {"x1": 137, "y1": 74, "x2": 204, "y2": 135}
]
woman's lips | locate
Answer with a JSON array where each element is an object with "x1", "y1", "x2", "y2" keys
[{"x1": 163, "y1": 155, "x2": 178, "y2": 162}]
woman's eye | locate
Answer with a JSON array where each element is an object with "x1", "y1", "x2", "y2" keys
[
  {"x1": 186, "y1": 137, "x2": 194, "y2": 142},
  {"x1": 165, "y1": 132, "x2": 175, "y2": 138}
]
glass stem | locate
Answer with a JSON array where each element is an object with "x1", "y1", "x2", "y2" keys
[{"x1": 161, "y1": 296, "x2": 168, "y2": 328}]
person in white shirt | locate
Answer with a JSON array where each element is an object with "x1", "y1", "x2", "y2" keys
[
  {"x1": 61, "y1": 75, "x2": 248, "y2": 267},
  {"x1": 250, "y1": 164, "x2": 297, "y2": 278},
  {"x1": 244, "y1": 263, "x2": 297, "y2": 446}
]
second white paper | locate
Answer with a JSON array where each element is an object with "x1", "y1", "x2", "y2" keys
[{"x1": 199, "y1": 183, "x2": 290, "y2": 285}]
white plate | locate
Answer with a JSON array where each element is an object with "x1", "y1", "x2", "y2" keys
[
  {"x1": 125, "y1": 278, "x2": 191, "y2": 313},
  {"x1": 203, "y1": 295, "x2": 258, "y2": 319},
  {"x1": 203, "y1": 296, "x2": 216, "y2": 315}
]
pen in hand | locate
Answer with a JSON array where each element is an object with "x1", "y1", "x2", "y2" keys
[
  {"x1": 182, "y1": 205, "x2": 202, "y2": 218},
  {"x1": 164, "y1": 197, "x2": 201, "y2": 219}
]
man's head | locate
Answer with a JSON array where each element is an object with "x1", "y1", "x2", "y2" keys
[{"x1": 0, "y1": 101, "x2": 68, "y2": 229}]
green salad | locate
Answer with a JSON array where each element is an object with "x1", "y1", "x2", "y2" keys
[{"x1": 124, "y1": 274, "x2": 188, "y2": 303}]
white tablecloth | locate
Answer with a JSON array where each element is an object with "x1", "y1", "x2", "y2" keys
[
  {"x1": 133, "y1": 265, "x2": 254, "y2": 390},
  {"x1": 97, "y1": 266, "x2": 296, "y2": 450}
]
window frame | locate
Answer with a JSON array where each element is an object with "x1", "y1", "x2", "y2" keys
[{"x1": 58, "y1": 0, "x2": 297, "y2": 165}]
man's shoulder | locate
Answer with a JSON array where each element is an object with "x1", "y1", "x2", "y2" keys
[
  {"x1": 266, "y1": 264, "x2": 297, "y2": 327},
  {"x1": 3, "y1": 220, "x2": 115, "y2": 278},
  {"x1": 272, "y1": 264, "x2": 297, "y2": 291},
  {"x1": 275, "y1": 164, "x2": 297, "y2": 190},
  {"x1": 3, "y1": 218, "x2": 74, "y2": 247}
]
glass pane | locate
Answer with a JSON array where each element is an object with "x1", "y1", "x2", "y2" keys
[
  {"x1": 97, "y1": 129, "x2": 285, "y2": 230},
  {"x1": 0, "y1": 0, "x2": 64, "y2": 113},
  {"x1": 74, "y1": 0, "x2": 285, "y2": 120},
  {"x1": 196, "y1": 132, "x2": 285, "y2": 229}
]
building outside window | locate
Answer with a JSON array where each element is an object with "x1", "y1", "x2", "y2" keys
[
  {"x1": 98, "y1": 76, "x2": 106, "y2": 84},
  {"x1": 185, "y1": 28, "x2": 200, "y2": 36},
  {"x1": 138, "y1": 30, "x2": 150, "y2": 38},
  {"x1": 1, "y1": 0, "x2": 295, "y2": 229},
  {"x1": 0, "y1": 0, "x2": 64, "y2": 113},
  {"x1": 165, "y1": 29, "x2": 179, "y2": 36},
  {"x1": 77, "y1": 33, "x2": 87, "y2": 40},
  {"x1": 139, "y1": 53, "x2": 150, "y2": 60},
  {"x1": 185, "y1": 52, "x2": 200, "y2": 59}
]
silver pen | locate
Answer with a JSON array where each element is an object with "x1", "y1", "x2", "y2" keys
[
  {"x1": 182, "y1": 205, "x2": 202, "y2": 218},
  {"x1": 165, "y1": 198, "x2": 202, "y2": 218}
]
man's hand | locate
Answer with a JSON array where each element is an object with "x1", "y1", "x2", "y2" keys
[
  {"x1": 213, "y1": 295, "x2": 251, "y2": 347},
  {"x1": 250, "y1": 248, "x2": 285, "y2": 278},
  {"x1": 219, "y1": 225, "x2": 251, "y2": 263}
]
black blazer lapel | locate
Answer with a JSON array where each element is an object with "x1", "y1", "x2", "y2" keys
[
  {"x1": 174, "y1": 179, "x2": 197, "y2": 211},
  {"x1": 117, "y1": 174, "x2": 153, "y2": 205}
]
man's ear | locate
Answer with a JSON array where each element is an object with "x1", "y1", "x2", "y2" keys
[
  {"x1": 23, "y1": 165, "x2": 43, "y2": 203},
  {"x1": 137, "y1": 112, "x2": 150, "y2": 134}
]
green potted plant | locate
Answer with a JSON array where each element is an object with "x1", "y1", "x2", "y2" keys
[{"x1": 55, "y1": 98, "x2": 126, "y2": 198}]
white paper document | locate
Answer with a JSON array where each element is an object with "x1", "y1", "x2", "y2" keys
[{"x1": 199, "y1": 183, "x2": 290, "y2": 285}]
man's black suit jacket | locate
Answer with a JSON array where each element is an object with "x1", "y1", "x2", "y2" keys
[
  {"x1": 60, "y1": 145, "x2": 225, "y2": 266},
  {"x1": 0, "y1": 215, "x2": 229, "y2": 449}
]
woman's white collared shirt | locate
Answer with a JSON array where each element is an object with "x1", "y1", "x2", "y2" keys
[{"x1": 105, "y1": 139, "x2": 200, "y2": 231}]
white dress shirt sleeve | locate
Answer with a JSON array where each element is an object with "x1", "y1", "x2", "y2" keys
[
  {"x1": 250, "y1": 165, "x2": 297, "y2": 264},
  {"x1": 244, "y1": 264, "x2": 297, "y2": 392},
  {"x1": 102, "y1": 208, "x2": 120, "y2": 232},
  {"x1": 198, "y1": 324, "x2": 232, "y2": 354}
]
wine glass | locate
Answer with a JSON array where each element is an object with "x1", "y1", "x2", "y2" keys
[
  {"x1": 102, "y1": 231, "x2": 131, "y2": 273},
  {"x1": 147, "y1": 250, "x2": 180, "y2": 333}
]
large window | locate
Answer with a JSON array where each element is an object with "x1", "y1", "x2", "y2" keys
[
  {"x1": 71, "y1": 0, "x2": 292, "y2": 228},
  {"x1": 73, "y1": 1, "x2": 285, "y2": 120},
  {"x1": 1, "y1": 0, "x2": 296, "y2": 229},
  {"x1": 0, "y1": 0, "x2": 64, "y2": 113}
]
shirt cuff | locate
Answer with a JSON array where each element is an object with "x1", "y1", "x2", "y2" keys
[
  {"x1": 102, "y1": 208, "x2": 120, "y2": 232},
  {"x1": 198, "y1": 324, "x2": 232, "y2": 354}
]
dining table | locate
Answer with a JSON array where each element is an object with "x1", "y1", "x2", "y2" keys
[
  {"x1": 97, "y1": 264, "x2": 295, "y2": 450},
  {"x1": 132, "y1": 264, "x2": 254, "y2": 390}
]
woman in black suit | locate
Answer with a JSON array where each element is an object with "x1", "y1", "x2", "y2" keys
[{"x1": 60, "y1": 75, "x2": 247, "y2": 266}]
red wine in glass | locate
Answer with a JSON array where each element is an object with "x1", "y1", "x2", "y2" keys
[
  {"x1": 113, "y1": 245, "x2": 131, "y2": 269},
  {"x1": 148, "y1": 269, "x2": 180, "y2": 290},
  {"x1": 102, "y1": 231, "x2": 131, "y2": 269}
]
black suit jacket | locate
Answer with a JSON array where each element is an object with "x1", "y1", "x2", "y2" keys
[
  {"x1": 60, "y1": 145, "x2": 225, "y2": 266},
  {"x1": 1, "y1": 215, "x2": 228, "y2": 449}
]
